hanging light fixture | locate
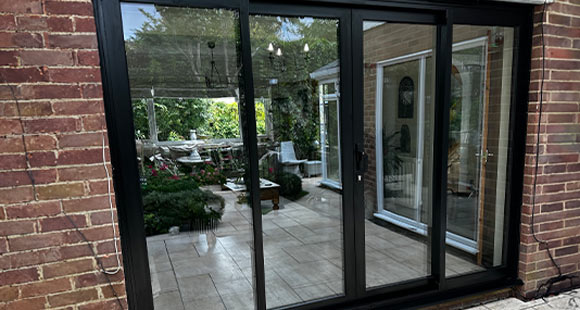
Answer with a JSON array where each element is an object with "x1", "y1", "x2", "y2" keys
[
  {"x1": 303, "y1": 43, "x2": 310, "y2": 53},
  {"x1": 267, "y1": 43, "x2": 274, "y2": 52},
  {"x1": 276, "y1": 47, "x2": 283, "y2": 56}
]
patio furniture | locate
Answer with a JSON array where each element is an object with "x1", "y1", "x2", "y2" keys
[
  {"x1": 304, "y1": 160, "x2": 322, "y2": 177},
  {"x1": 279, "y1": 141, "x2": 306, "y2": 176},
  {"x1": 223, "y1": 178, "x2": 281, "y2": 210}
]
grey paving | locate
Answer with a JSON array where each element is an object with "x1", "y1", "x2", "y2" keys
[
  {"x1": 148, "y1": 177, "x2": 482, "y2": 310},
  {"x1": 466, "y1": 288, "x2": 580, "y2": 310}
]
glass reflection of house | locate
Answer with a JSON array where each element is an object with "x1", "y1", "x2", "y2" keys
[{"x1": 310, "y1": 60, "x2": 341, "y2": 190}]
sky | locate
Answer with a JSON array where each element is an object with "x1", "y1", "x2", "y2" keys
[{"x1": 121, "y1": 2, "x2": 159, "y2": 40}]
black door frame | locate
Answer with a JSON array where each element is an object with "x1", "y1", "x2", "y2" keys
[{"x1": 92, "y1": 0, "x2": 532, "y2": 309}]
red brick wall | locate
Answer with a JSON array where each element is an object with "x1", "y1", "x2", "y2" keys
[
  {"x1": 519, "y1": 0, "x2": 580, "y2": 298},
  {"x1": 0, "y1": 0, "x2": 126, "y2": 309}
]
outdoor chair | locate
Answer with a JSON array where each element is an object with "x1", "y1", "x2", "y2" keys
[{"x1": 279, "y1": 141, "x2": 306, "y2": 177}]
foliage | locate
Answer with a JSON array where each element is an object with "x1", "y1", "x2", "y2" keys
[
  {"x1": 276, "y1": 172, "x2": 302, "y2": 197},
  {"x1": 383, "y1": 131, "x2": 403, "y2": 177},
  {"x1": 191, "y1": 164, "x2": 226, "y2": 185},
  {"x1": 140, "y1": 163, "x2": 224, "y2": 236},
  {"x1": 132, "y1": 98, "x2": 209, "y2": 141}
]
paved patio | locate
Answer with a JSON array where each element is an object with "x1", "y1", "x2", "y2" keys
[
  {"x1": 467, "y1": 288, "x2": 580, "y2": 310},
  {"x1": 147, "y1": 177, "x2": 482, "y2": 310}
]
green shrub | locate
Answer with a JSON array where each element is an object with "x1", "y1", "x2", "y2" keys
[
  {"x1": 276, "y1": 172, "x2": 302, "y2": 197},
  {"x1": 140, "y1": 163, "x2": 224, "y2": 236}
]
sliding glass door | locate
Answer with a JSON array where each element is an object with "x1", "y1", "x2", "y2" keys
[{"x1": 95, "y1": 0, "x2": 529, "y2": 308}]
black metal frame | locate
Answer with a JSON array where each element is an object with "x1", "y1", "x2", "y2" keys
[{"x1": 92, "y1": 0, "x2": 533, "y2": 309}]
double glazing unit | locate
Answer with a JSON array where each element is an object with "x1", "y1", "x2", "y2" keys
[{"x1": 93, "y1": 0, "x2": 532, "y2": 309}]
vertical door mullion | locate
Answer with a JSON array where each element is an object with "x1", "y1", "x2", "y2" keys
[
  {"x1": 239, "y1": 1, "x2": 266, "y2": 309},
  {"x1": 350, "y1": 9, "x2": 366, "y2": 297},
  {"x1": 431, "y1": 9, "x2": 453, "y2": 290},
  {"x1": 339, "y1": 8, "x2": 358, "y2": 300}
]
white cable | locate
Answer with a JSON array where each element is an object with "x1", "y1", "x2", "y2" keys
[{"x1": 101, "y1": 129, "x2": 122, "y2": 275}]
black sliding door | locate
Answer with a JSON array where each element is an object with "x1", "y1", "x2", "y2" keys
[{"x1": 93, "y1": 0, "x2": 531, "y2": 309}]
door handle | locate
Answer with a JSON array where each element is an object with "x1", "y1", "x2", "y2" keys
[{"x1": 355, "y1": 144, "x2": 368, "y2": 180}]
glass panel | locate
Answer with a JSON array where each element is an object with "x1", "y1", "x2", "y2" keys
[
  {"x1": 250, "y1": 15, "x2": 344, "y2": 308},
  {"x1": 121, "y1": 4, "x2": 255, "y2": 309},
  {"x1": 446, "y1": 25, "x2": 515, "y2": 276},
  {"x1": 363, "y1": 21, "x2": 435, "y2": 289}
]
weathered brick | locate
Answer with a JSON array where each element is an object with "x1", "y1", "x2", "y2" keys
[
  {"x1": 0, "y1": 31, "x2": 43, "y2": 48},
  {"x1": 0, "y1": 15, "x2": 16, "y2": 30},
  {"x1": 0, "y1": 0, "x2": 43, "y2": 14},
  {"x1": 5, "y1": 201, "x2": 61, "y2": 219},
  {"x1": 18, "y1": 84, "x2": 82, "y2": 100},
  {"x1": 77, "y1": 50, "x2": 100, "y2": 66},
  {"x1": 20, "y1": 50, "x2": 75, "y2": 66},
  {"x1": 3, "y1": 296, "x2": 47, "y2": 310},
  {"x1": 53, "y1": 100, "x2": 103, "y2": 116},
  {"x1": 62, "y1": 196, "x2": 110, "y2": 213},
  {"x1": 57, "y1": 149, "x2": 106, "y2": 165},
  {"x1": 39, "y1": 214, "x2": 87, "y2": 233},
  {"x1": 20, "y1": 277, "x2": 72, "y2": 298},
  {"x1": 74, "y1": 17, "x2": 96, "y2": 32},
  {"x1": 59, "y1": 165, "x2": 106, "y2": 181},
  {"x1": 49, "y1": 68, "x2": 101, "y2": 83},
  {"x1": 48, "y1": 288, "x2": 99, "y2": 308},
  {"x1": 10, "y1": 231, "x2": 82, "y2": 252},
  {"x1": 47, "y1": 34, "x2": 98, "y2": 49},
  {"x1": 0, "y1": 186, "x2": 34, "y2": 204},
  {"x1": 0, "y1": 137, "x2": 24, "y2": 153},
  {"x1": 24, "y1": 118, "x2": 79, "y2": 134},
  {"x1": 0, "y1": 286, "x2": 19, "y2": 303},
  {"x1": 36, "y1": 182, "x2": 85, "y2": 200},
  {"x1": 0, "y1": 267, "x2": 39, "y2": 286},
  {"x1": 42, "y1": 258, "x2": 94, "y2": 279},
  {"x1": 45, "y1": 0, "x2": 94, "y2": 16},
  {"x1": 25, "y1": 135, "x2": 58, "y2": 151}
]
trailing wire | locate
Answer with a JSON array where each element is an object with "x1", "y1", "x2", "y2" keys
[
  {"x1": 531, "y1": 0, "x2": 578, "y2": 299},
  {"x1": 1, "y1": 78, "x2": 125, "y2": 310}
]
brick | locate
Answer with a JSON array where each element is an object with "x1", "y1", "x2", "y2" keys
[
  {"x1": 0, "y1": 171, "x2": 31, "y2": 187},
  {"x1": 25, "y1": 135, "x2": 58, "y2": 151},
  {"x1": 49, "y1": 68, "x2": 101, "y2": 83},
  {"x1": 63, "y1": 196, "x2": 110, "y2": 213},
  {"x1": 82, "y1": 114, "x2": 106, "y2": 131},
  {"x1": 53, "y1": 100, "x2": 103, "y2": 116},
  {"x1": 0, "y1": 50, "x2": 18, "y2": 65},
  {"x1": 0, "y1": 15, "x2": 16, "y2": 30},
  {"x1": 0, "y1": 32, "x2": 43, "y2": 48},
  {"x1": 0, "y1": 119, "x2": 23, "y2": 135},
  {"x1": 0, "y1": 154, "x2": 26, "y2": 170},
  {"x1": 59, "y1": 165, "x2": 106, "y2": 181},
  {"x1": 28, "y1": 151, "x2": 57, "y2": 167},
  {"x1": 0, "y1": 247, "x2": 62, "y2": 269},
  {"x1": 36, "y1": 182, "x2": 85, "y2": 200},
  {"x1": 18, "y1": 84, "x2": 81, "y2": 100},
  {"x1": 10, "y1": 231, "x2": 82, "y2": 252},
  {"x1": 45, "y1": 0, "x2": 94, "y2": 16},
  {"x1": 16, "y1": 16, "x2": 74, "y2": 32},
  {"x1": 3, "y1": 297, "x2": 47, "y2": 310},
  {"x1": 0, "y1": 286, "x2": 18, "y2": 303},
  {"x1": 541, "y1": 202, "x2": 563, "y2": 213},
  {"x1": 0, "y1": 267, "x2": 39, "y2": 286},
  {"x1": 24, "y1": 118, "x2": 79, "y2": 134},
  {"x1": 0, "y1": 219, "x2": 35, "y2": 235},
  {"x1": 59, "y1": 132, "x2": 103, "y2": 148},
  {"x1": 20, "y1": 50, "x2": 74, "y2": 66},
  {"x1": 5, "y1": 201, "x2": 61, "y2": 219},
  {"x1": 0, "y1": 101, "x2": 53, "y2": 117},
  {"x1": 42, "y1": 258, "x2": 94, "y2": 279},
  {"x1": 0, "y1": 0, "x2": 43, "y2": 14},
  {"x1": 58, "y1": 149, "x2": 106, "y2": 165},
  {"x1": 47, "y1": 34, "x2": 98, "y2": 49},
  {"x1": 81, "y1": 84, "x2": 103, "y2": 99},
  {"x1": 59, "y1": 244, "x2": 92, "y2": 260},
  {"x1": 48, "y1": 288, "x2": 99, "y2": 308},
  {"x1": 0, "y1": 137, "x2": 24, "y2": 153},
  {"x1": 74, "y1": 17, "x2": 96, "y2": 32},
  {"x1": 0, "y1": 186, "x2": 34, "y2": 204},
  {"x1": 77, "y1": 51, "x2": 100, "y2": 66},
  {"x1": 91, "y1": 210, "x2": 117, "y2": 226},
  {"x1": 79, "y1": 299, "x2": 125, "y2": 310},
  {"x1": 21, "y1": 277, "x2": 72, "y2": 298},
  {"x1": 555, "y1": 246, "x2": 578, "y2": 257},
  {"x1": 39, "y1": 215, "x2": 87, "y2": 232}
]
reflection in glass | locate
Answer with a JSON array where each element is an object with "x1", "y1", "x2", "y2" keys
[
  {"x1": 250, "y1": 15, "x2": 344, "y2": 309},
  {"x1": 446, "y1": 26, "x2": 515, "y2": 275},
  {"x1": 363, "y1": 21, "x2": 436, "y2": 289},
  {"x1": 121, "y1": 3, "x2": 255, "y2": 309}
]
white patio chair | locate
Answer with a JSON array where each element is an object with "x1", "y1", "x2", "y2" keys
[{"x1": 279, "y1": 141, "x2": 306, "y2": 176}]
